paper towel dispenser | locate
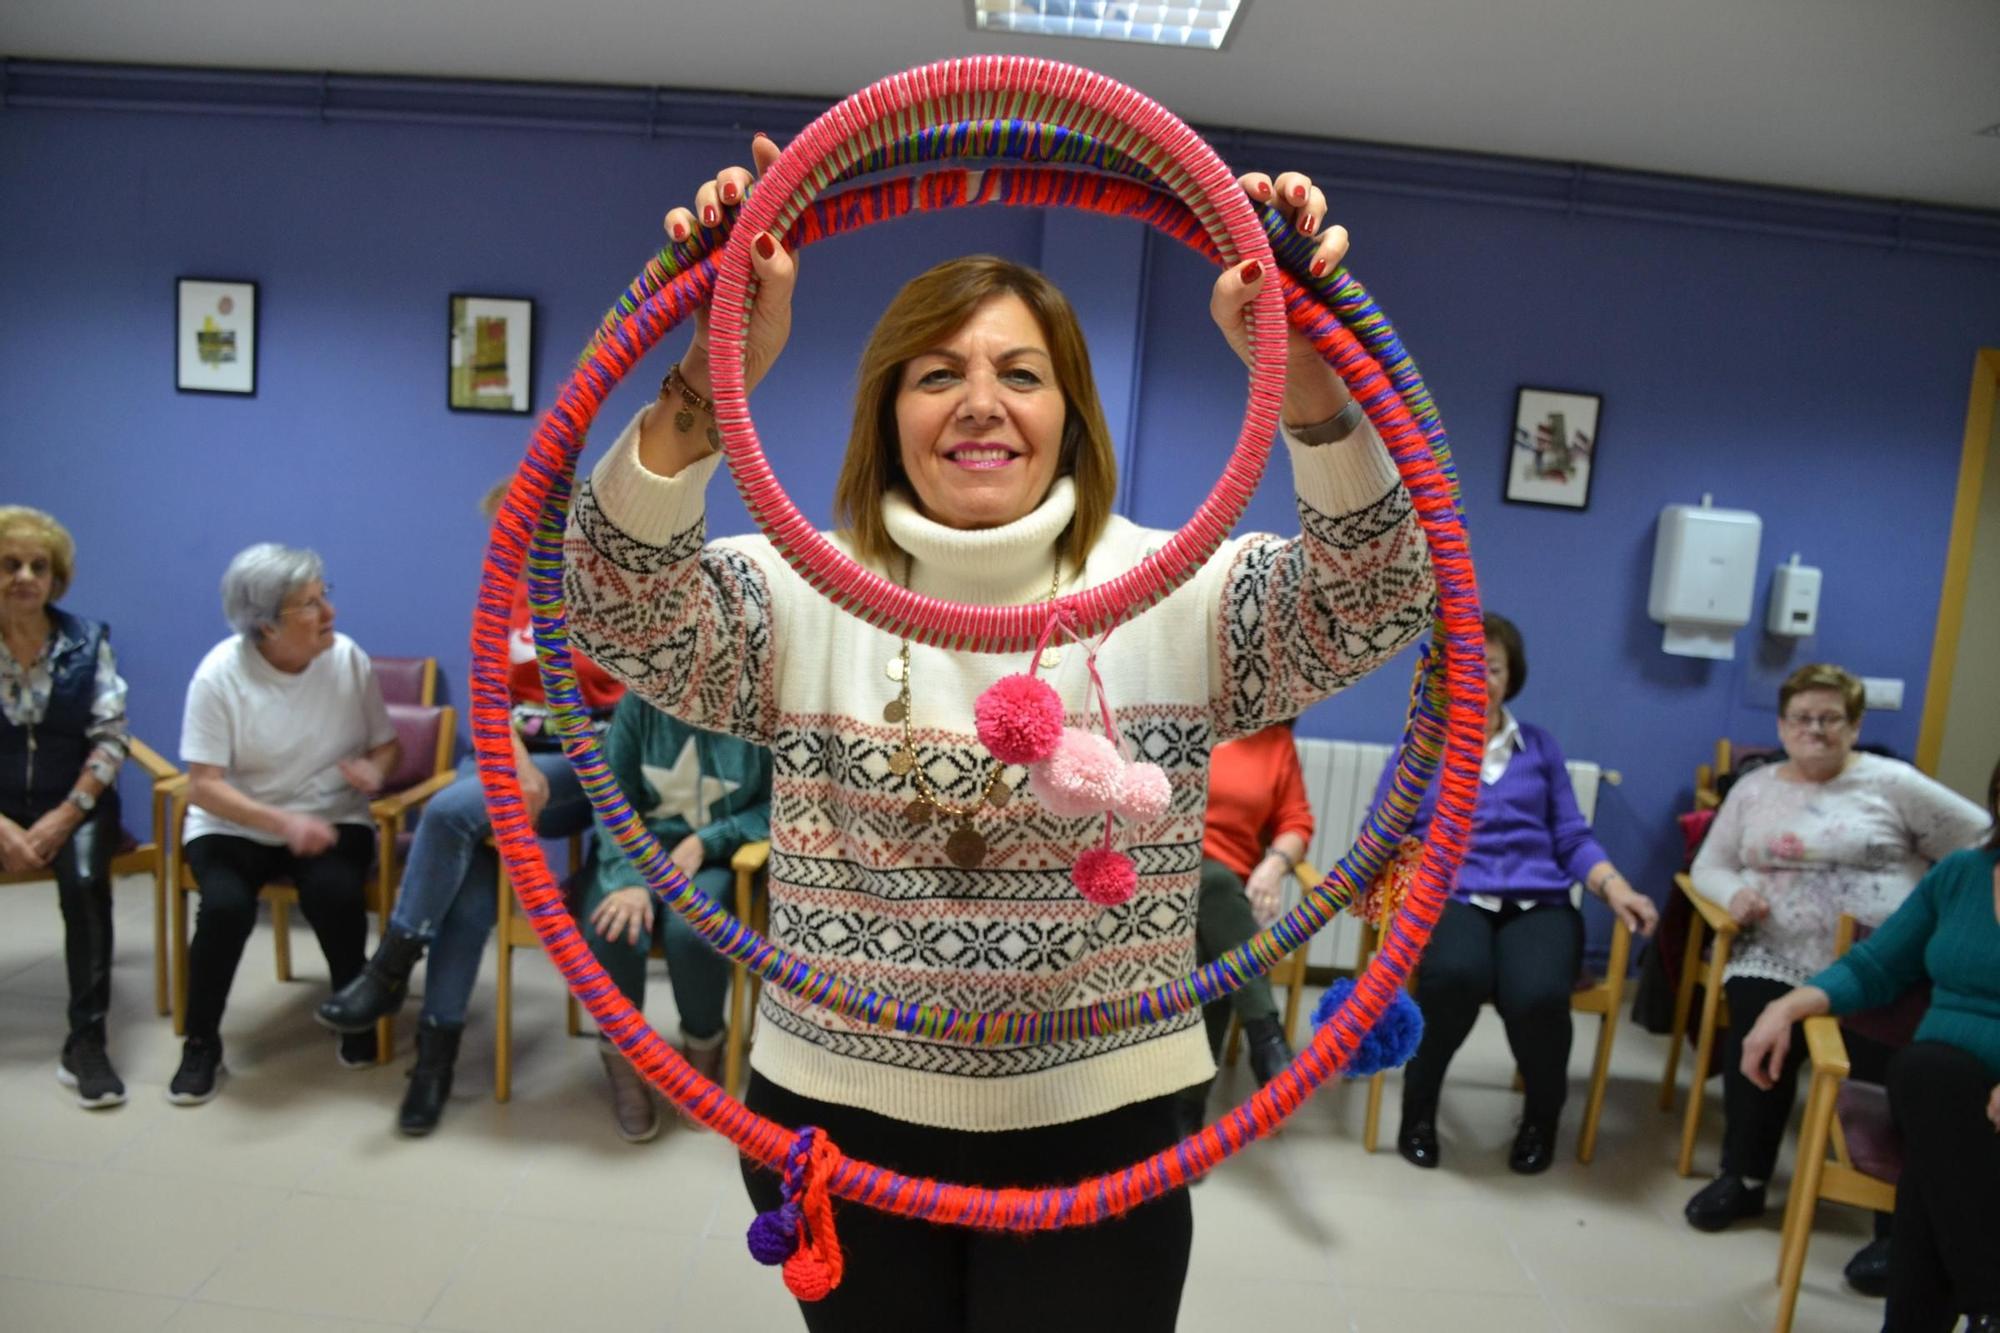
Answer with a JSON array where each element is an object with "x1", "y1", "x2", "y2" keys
[{"x1": 1648, "y1": 496, "x2": 1762, "y2": 660}]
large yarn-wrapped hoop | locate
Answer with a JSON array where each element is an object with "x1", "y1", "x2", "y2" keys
[{"x1": 473, "y1": 56, "x2": 1485, "y2": 1243}]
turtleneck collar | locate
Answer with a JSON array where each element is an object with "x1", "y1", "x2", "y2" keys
[{"x1": 880, "y1": 477, "x2": 1078, "y2": 605}]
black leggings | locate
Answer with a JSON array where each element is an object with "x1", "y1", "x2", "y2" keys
[
  {"x1": 1884, "y1": 1042, "x2": 2000, "y2": 1331},
  {"x1": 741, "y1": 1074, "x2": 1192, "y2": 1333},
  {"x1": 182, "y1": 827, "x2": 374, "y2": 1043},
  {"x1": 3, "y1": 792, "x2": 120, "y2": 1036},
  {"x1": 1401, "y1": 898, "x2": 1582, "y2": 1127},
  {"x1": 1718, "y1": 976, "x2": 1892, "y2": 1180}
]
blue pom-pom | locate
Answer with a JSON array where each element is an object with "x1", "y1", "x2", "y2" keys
[
  {"x1": 1311, "y1": 977, "x2": 1424, "y2": 1078},
  {"x1": 746, "y1": 1206, "x2": 801, "y2": 1265}
]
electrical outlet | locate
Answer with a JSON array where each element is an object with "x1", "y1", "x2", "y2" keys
[{"x1": 1862, "y1": 677, "x2": 1904, "y2": 711}]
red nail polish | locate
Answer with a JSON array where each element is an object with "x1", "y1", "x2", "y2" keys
[
  {"x1": 1310, "y1": 256, "x2": 1327, "y2": 277},
  {"x1": 1291, "y1": 184, "x2": 1307, "y2": 204},
  {"x1": 670, "y1": 222, "x2": 687, "y2": 242},
  {"x1": 703, "y1": 206, "x2": 718, "y2": 226},
  {"x1": 723, "y1": 184, "x2": 739, "y2": 204},
  {"x1": 1241, "y1": 261, "x2": 1262, "y2": 282},
  {"x1": 754, "y1": 233, "x2": 776, "y2": 260}
]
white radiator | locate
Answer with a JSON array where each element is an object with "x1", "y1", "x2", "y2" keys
[{"x1": 1289, "y1": 738, "x2": 1607, "y2": 971}]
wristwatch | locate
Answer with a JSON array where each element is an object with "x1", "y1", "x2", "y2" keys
[{"x1": 65, "y1": 789, "x2": 97, "y2": 814}]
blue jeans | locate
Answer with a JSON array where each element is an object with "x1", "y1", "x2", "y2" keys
[
  {"x1": 578, "y1": 859, "x2": 735, "y2": 1041},
  {"x1": 390, "y1": 752, "x2": 593, "y2": 1026}
]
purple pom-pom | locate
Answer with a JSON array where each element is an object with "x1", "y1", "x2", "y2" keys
[
  {"x1": 975, "y1": 673, "x2": 1066, "y2": 765},
  {"x1": 1311, "y1": 977, "x2": 1424, "y2": 1077},
  {"x1": 746, "y1": 1206, "x2": 801, "y2": 1265}
]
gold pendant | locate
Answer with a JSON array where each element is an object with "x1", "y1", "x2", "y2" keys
[
  {"x1": 904, "y1": 798, "x2": 933, "y2": 826},
  {"x1": 888, "y1": 746, "x2": 916, "y2": 776},
  {"x1": 674, "y1": 407, "x2": 695, "y2": 433},
  {"x1": 885, "y1": 657, "x2": 905, "y2": 682},
  {"x1": 1038, "y1": 646, "x2": 1063, "y2": 671},
  {"x1": 945, "y1": 821, "x2": 987, "y2": 869},
  {"x1": 883, "y1": 698, "x2": 907, "y2": 724},
  {"x1": 984, "y1": 774, "x2": 1013, "y2": 807}
]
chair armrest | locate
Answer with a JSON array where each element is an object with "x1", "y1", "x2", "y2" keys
[
  {"x1": 1802, "y1": 1015, "x2": 1851, "y2": 1080},
  {"x1": 369, "y1": 768, "x2": 460, "y2": 822},
  {"x1": 1677, "y1": 872, "x2": 1739, "y2": 940},
  {"x1": 731, "y1": 840, "x2": 771, "y2": 875},
  {"x1": 1603, "y1": 906, "x2": 1633, "y2": 980},
  {"x1": 126, "y1": 737, "x2": 180, "y2": 784}
]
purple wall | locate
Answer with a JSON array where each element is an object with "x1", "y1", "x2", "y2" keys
[{"x1": 7, "y1": 76, "x2": 1999, "y2": 962}]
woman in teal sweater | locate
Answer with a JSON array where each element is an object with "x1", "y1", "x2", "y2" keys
[{"x1": 1742, "y1": 755, "x2": 2000, "y2": 1333}]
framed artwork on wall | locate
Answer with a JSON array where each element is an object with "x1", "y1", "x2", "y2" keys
[
  {"x1": 176, "y1": 278, "x2": 259, "y2": 395},
  {"x1": 448, "y1": 294, "x2": 534, "y2": 414},
  {"x1": 1505, "y1": 386, "x2": 1601, "y2": 510}
]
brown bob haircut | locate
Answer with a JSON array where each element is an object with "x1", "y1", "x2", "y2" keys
[
  {"x1": 1778, "y1": 663, "x2": 1866, "y2": 724},
  {"x1": 1483, "y1": 612, "x2": 1527, "y2": 701},
  {"x1": 832, "y1": 255, "x2": 1118, "y2": 573}
]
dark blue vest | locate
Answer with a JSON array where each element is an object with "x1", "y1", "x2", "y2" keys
[{"x1": 0, "y1": 607, "x2": 108, "y2": 811}]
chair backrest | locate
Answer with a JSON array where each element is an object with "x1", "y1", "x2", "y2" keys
[
  {"x1": 382, "y1": 702, "x2": 455, "y2": 794},
  {"x1": 372, "y1": 656, "x2": 438, "y2": 707},
  {"x1": 1835, "y1": 915, "x2": 1931, "y2": 1053}
]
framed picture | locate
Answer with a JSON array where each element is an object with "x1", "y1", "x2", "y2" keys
[
  {"x1": 1505, "y1": 386, "x2": 1601, "y2": 510},
  {"x1": 448, "y1": 294, "x2": 534, "y2": 414},
  {"x1": 176, "y1": 278, "x2": 259, "y2": 395}
]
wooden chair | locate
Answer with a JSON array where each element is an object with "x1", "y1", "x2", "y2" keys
[
  {"x1": 1660, "y1": 870, "x2": 1741, "y2": 1175},
  {"x1": 1774, "y1": 914, "x2": 1913, "y2": 1333},
  {"x1": 370, "y1": 655, "x2": 438, "y2": 707},
  {"x1": 1219, "y1": 858, "x2": 1318, "y2": 1069},
  {"x1": 170, "y1": 700, "x2": 458, "y2": 1063},
  {"x1": 1355, "y1": 901, "x2": 1636, "y2": 1164},
  {"x1": 491, "y1": 831, "x2": 586, "y2": 1103},
  {"x1": 0, "y1": 738, "x2": 181, "y2": 1016},
  {"x1": 722, "y1": 840, "x2": 772, "y2": 1097}
]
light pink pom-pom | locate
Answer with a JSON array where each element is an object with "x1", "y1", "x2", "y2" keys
[
  {"x1": 1072, "y1": 847, "x2": 1138, "y2": 906},
  {"x1": 1114, "y1": 761, "x2": 1172, "y2": 823},
  {"x1": 1027, "y1": 730, "x2": 1125, "y2": 817},
  {"x1": 974, "y1": 674, "x2": 1065, "y2": 765}
]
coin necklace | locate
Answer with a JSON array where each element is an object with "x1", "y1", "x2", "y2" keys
[{"x1": 885, "y1": 552, "x2": 1063, "y2": 869}]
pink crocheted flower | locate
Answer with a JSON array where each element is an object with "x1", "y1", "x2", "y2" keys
[
  {"x1": 1113, "y1": 761, "x2": 1172, "y2": 823},
  {"x1": 974, "y1": 673, "x2": 1066, "y2": 765},
  {"x1": 1027, "y1": 729, "x2": 1125, "y2": 817},
  {"x1": 1073, "y1": 846, "x2": 1138, "y2": 906}
]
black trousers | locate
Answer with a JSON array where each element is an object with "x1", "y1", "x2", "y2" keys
[
  {"x1": 1884, "y1": 1041, "x2": 2000, "y2": 1331},
  {"x1": 3, "y1": 792, "x2": 120, "y2": 1037},
  {"x1": 182, "y1": 827, "x2": 374, "y2": 1043},
  {"x1": 1401, "y1": 898, "x2": 1582, "y2": 1127},
  {"x1": 742, "y1": 1073, "x2": 1192, "y2": 1333},
  {"x1": 1718, "y1": 976, "x2": 1893, "y2": 1180}
]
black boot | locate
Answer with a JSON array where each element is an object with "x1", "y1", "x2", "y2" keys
[
  {"x1": 397, "y1": 1020, "x2": 462, "y2": 1137},
  {"x1": 1243, "y1": 1016, "x2": 1296, "y2": 1087},
  {"x1": 316, "y1": 927, "x2": 426, "y2": 1033}
]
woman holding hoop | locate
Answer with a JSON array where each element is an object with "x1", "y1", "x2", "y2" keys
[{"x1": 564, "y1": 135, "x2": 1433, "y2": 1330}]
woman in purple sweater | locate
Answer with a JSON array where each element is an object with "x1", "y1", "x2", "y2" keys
[{"x1": 1374, "y1": 614, "x2": 1658, "y2": 1172}]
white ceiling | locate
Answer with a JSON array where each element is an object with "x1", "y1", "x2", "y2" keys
[{"x1": 6, "y1": 0, "x2": 1999, "y2": 211}]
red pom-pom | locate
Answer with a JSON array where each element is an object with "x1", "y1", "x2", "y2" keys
[
  {"x1": 975, "y1": 674, "x2": 1066, "y2": 765},
  {"x1": 783, "y1": 1252, "x2": 838, "y2": 1302},
  {"x1": 1114, "y1": 761, "x2": 1172, "y2": 822},
  {"x1": 1073, "y1": 846, "x2": 1138, "y2": 906}
]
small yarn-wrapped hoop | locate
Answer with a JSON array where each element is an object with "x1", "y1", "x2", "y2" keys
[
  {"x1": 472, "y1": 60, "x2": 1486, "y2": 1247},
  {"x1": 704, "y1": 56, "x2": 1289, "y2": 653}
]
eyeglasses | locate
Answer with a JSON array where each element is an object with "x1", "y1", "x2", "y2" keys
[
  {"x1": 280, "y1": 585, "x2": 334, "y2": 618},
  {"x1": 1782, "y1": 712, "x2": 1849, "y2": 732}
]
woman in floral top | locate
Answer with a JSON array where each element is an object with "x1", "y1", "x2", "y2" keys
[
  {"x1": 0, "y1": 506, "x2": 131, "y2": 1109},
  {"x1": 1682, "y1": 664, "x2": 1985, "y2": 1275}
]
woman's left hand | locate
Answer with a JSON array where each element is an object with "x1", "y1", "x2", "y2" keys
[
  {"x1": 1987, "y1": 1081, "x2": 2000, "y2": 1133},
  {"x1": 1209, "y1": 170, "x2": 1352, "y2": 427},
  {"x1": 339, "y1": 756, "x2": 386, "y2": 796},
  {"x1": 1245, "y1": 855, "x2": 1287, "y2": 927},
  {"x1": 23, "y1": 805, "x2": 82, "y2": 864},
  {"x1": 1606, "y1": 881, "x2": 1660, "y2": 937}
]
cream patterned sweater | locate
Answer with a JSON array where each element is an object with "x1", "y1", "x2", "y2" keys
[{"x1": 566, "y1": 410, "x2": 1433, "y2": 1130}]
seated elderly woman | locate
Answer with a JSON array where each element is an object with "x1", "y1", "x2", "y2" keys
[
  {"x1": 1377, "y1": 612, "x2": 1657, "y2": 1175},
  {"x1": 561, "y1": 140, "x2": 1430, "y2": 1328},
  {"x1": 0, "y1": 506, "x2": 131, "y2": 1109},
  {"x1": 1684, "y1": 663, "x2": 1986, "y2": 1279},
  {"x1": 1739, "y1": 754, "x2": 2000, "y2": 1333},
  {"x1": 171, "y1": 543, "x2": 399, "y2": 1105}
]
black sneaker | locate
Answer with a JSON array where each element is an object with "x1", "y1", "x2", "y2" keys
[
  {"x1": 56, "y1": 1030, "x2": 127, "y2": 1109},
  {"x1": 337, "y1": 1028, "x2": 379, "y2": 1069},
  {"x1": 166, "y1": 1038, "x2": 225, "y2": 1105},
  {"x1": 1684, "y1": 1173, "x2": 1766, "y2": 1232}
]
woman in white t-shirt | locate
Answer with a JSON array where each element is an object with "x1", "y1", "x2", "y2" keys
[{"x1": 170, "y1": 544, "x2": 400, "y2": 1105}]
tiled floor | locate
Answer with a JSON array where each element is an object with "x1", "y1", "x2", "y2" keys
[{"x1": 0, "y1": 874, "x2": 1894, "y2": 1332}]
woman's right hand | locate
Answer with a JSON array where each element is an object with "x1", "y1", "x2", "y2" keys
[
  {"x1": 0, "y1": 816, "x2": 43, "y2": 873},
  {"x1": 590, "y1": 886, "x2": 656, "y2": 948},
  {"x1": 1727, "y1": 886, "x2": 1770, "y2": 926},
  {"x1": 666, "y1": 134, "x2": 798, "y2": 399},
  {"x1": 1739, "y1": 1003, "x2": 1794, "y2": 1090},
  {"x1": 281, "y1": 813, "x2": 338, "y2": 858},
  {"x1": 1986, "y1": 1081, "x2": 2000, "y2": 1133}
]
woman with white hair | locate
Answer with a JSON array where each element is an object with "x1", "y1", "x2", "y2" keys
[{"x1": 172, "y1": 543, "x2": 399, "y2": 1105}]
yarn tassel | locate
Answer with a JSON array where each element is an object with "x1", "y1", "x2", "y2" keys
[{"x1": 746, "y1": 1126, "x2": 846, "y2": 1302}]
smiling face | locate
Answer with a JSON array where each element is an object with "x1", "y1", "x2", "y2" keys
[{"x1": 891, "y1": 293, "x2": 1068, "y2": 533}]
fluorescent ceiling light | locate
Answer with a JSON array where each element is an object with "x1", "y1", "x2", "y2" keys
[{"x1": 971, "y1": 1, "x2": 1244, "y2": 51}]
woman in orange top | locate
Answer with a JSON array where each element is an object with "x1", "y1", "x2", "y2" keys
[{"x1": 1184, "y1": 720, "x2": 1314, "y2": 1127}]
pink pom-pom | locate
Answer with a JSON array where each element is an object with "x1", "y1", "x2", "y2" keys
[
  {"x1": 1073, "y1": 847, "x2": 1138, "y2": 906},
  {"x1": 783, "y1": 1252, "x2": 838, "y2": 1302},
  {"x1": 975, "y1": 674, "x2": 1066, "y2": 765},
  {"x1": 1027, "y1": 729, "x2": 1125, "y2": 817},
  {"x1": 1113, "y1": 761, "x2": 1172, "y2": 823}
]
